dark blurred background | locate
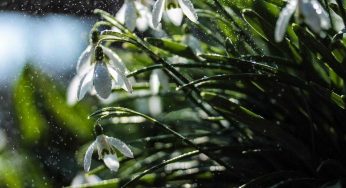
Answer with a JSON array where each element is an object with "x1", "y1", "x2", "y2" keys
[{"x1": 0, "y1": 0, "x2": 122, "y2": 15}]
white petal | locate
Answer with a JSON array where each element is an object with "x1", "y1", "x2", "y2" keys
[
  {"x1": 147, "y1": 13, "x2": 156, "y2": 30},
  {"x1": 106, "y1": 136, "x2": 134, "y2": 158},
  {"x1": 275, "y1": 0, "x2": 298, "y2": 42},
  {"x1": 71, "y1": 174, "x2": 85, "y2": 186},
  {"x1": 149, "y1": 70, "x2": 160, "y2": 95},
  {"x1": 136, "y1": 14, "x2": 150, "y2": 32},
  {"x1": 166, "y1": 8, "x2": 184, "y2": 26},
  {"x1": 78, "y1": 59, "x2": 94, "y2": 77},
  {"x1": 320, "y1": 13, "x2": 331, "y2": 30},
  {"x1": 108, "y1": 66, "x2": 133, "y2": 93},
  {"x1": 301, "y1": 0, "x2": 330, "y2": 33},
  {"x1": 149, "y1": 96, "x2": 162, "y2": 116},
  {"x1": 136, "y1": 2, "x2": 152, "y2": 31},
  {"x1": 184, "y1": 35, "x2": 202, "y2": 54},
  {"x1": 85, "y1": 174, "x2": 102, "y2": 184},
  {"x1": 125, "y1": 0, "x2": 137, "y2": 31},
  {"x1": 152, "y1": 0, "x2": 166, "y2": 28},
  {"x1": 84, "y1": 142, "x2": 96, "y2": 172},
  {"x1": 93, "y1": 63, "x2": 112, "y2": 99},
  {"x1": 103, "y1": 154, "x2": 120, "y2": 172},
  {"x1": 111, "y1": 26, "x2": 122, "y2": 33},
  {"x1": 101, "y1": 46, "x2": 127, "y2": 74},
  {"x1": 67, "y1": 75, "x2": 82, "y2": 106},
  {"x1": 71, "y1": 173, "x2": 101, "y2": 186},
  {"x1": 178, "y1": 0, "x2": 198, "y2": 23},
  {"x1": 301, "y1": 1, "x2": 320, "y2": 32},
  {"x1": 76, "y1": 45, "x2": 92, "y2": 72},
  {"x1": 116, "y1": 3, "x2": 126, "y2": 24},
  {"x1": 77, "y1": 66, "x2": 95, "y2": 100},
  {"x1": 95, "y1": 135, "x2": 107, "y2": 159},
  {"x1": 150, "y1": 69, "x2": 169, "y2": 94}
]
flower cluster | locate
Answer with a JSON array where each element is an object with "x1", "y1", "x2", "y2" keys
[
  {"x1": 115, "y1": 0, "x2": 198, "y2": 32},
  {"x1": 69, "y1": 0, "x2": 200, "y2": 175},
  {"x1": 116, "y1": 0, "x2": 154, "y2": 32},
  {"x1": 68, "y1": 0, "x2": 334, "y2": 185}
]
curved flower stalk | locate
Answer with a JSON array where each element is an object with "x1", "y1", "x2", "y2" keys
[
  {"x1": 67, "y1": 46, "x2": 133, "y2": 105},
  {"x1": 84, "y1": 134, "x2": 134, "y2": 172},
  {"x1": 275, "y1": 0, "x2": 330, "y2": 42},
  {"x1": 116, "y1": 0, "x2": 154, "y2": 32},
  {"x1": 152, "y1": 0, "x2": 198, "y2": 28}
]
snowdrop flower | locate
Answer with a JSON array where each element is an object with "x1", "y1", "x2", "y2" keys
[
  {"x1": 67, "y1": 46, "x2": 133, "y2": 105},
  {"x1": 116, "y1": 0, "x2": 154, "y2": 32},
  {"x1": 275, "y1": 0, "x2": 330, "y2": 42},
  {"x1": 84, "y1": 134, "x2": 134, "y2": 172},
  {"x1": 152, "y1": 0, "x2": 198, "y2": 28},
  {"x1": 70, "y1": 173, "x2": 101, "y2": 187}
]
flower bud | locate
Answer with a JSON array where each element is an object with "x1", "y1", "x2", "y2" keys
[
  {"x1": 90, "y1": 29, "x2": 99, "y2": 44},
  {"x1": 94, "y1": 46, "x2": 104, "y2": 61},
  {"x1": 94, "y1": 123, "x2": 103, "y2": 136}
]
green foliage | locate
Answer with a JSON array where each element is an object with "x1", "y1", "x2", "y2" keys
[
  {"x1": 7, "y1": 0, "x2": 346, "y2": 187},
  {"x1": 80, "y1": 0, "x2": 346, "y2": 187},
  {"x1": 8, "y1": 65, "x2": 94, "y2": 187},
  {"x1": 14, "y1": 65, "x2": 93, "y2": 141}
]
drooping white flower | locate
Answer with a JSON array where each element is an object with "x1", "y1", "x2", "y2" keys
[
  {"x1": 275, "y1": 0, "x2": 330, "y2": 42},
  {"x1": 152, "y1": 0, "x2": 198, "y2": 28},
  {"x1": 70, "y1": 173, "x2": 101, "y2": 187},
  {"x1": 67, "y1": 46, "x2": 133, "y2": 105},
  {"x1": 116, "y1": 0, "x2": 154, "y2": 32},
  {"x1": 84, "y1": 134, "x2": 134, "y2": 172}
]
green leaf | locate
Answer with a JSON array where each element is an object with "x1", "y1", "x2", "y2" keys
[
  {"x1": 35, "y1": 74, "x2": 93, "y2": 139},
  {"x1": 293, "y1": 24, "x2": 346, "y2": 80},
  {"x1": 309, "y1": 82, "x2": 345, "y2": 109},
  {"x1": 145, "y1": 38, "x2": 199, "y2": 60},
  {"x1": 13, "y1": 66, "x2": 47, "y2": 143},
  {"x1": 201, "y1": 91, "x2": 311, "y2": 163},
  {"x1": 14, "y1": 65, "x2": 93, "y2": 142},
  {"x1": 199, "y1": 53, "x2": 277, "y2": 72},
  {"x1": 241, "y1": 9, "x2": 292, "y2": 56}
]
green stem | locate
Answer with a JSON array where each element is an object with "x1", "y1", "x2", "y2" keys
[
  {"x1": 176, "y1": 73, "x2": 270, "y2": 91},
  {"x1": 96, "y1": 9, "x2": 228, "y2": 128},
  {"x1": 92, "y1": 21, "x2": 113, "y2": 31},
  {"x1": 90, "y1": 107, "x2": 236, "y2": 173},
  {"x1": 135, "y1": 42, "x2": 223, "y2": 123},
  {"x1": 121, "y1": 150, "x2": 200, "y2": 188},
  {"x1": 212, "y1": 0, "x2": 262, "y2": 54},
  {"x1": 127, "y1": 63, "x2": 235, "y2": 77}
]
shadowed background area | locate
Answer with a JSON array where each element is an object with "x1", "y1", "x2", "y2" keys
[{"x1": 0, "y1": 0, "x2": 122, "y2": 15}]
